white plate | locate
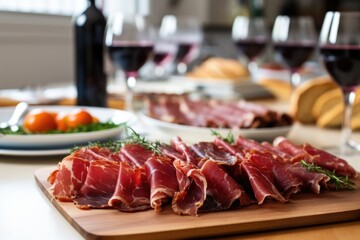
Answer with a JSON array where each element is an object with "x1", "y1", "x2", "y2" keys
[
  {"x1": 0, "y1": 148, "x2": 70, "y2": 156},
  {"x1": 140, "y1": 113, "x2": 292, "y2": 144},
  {"x1": 0, "y1": 106, "x2": 136, "y2": 150}
]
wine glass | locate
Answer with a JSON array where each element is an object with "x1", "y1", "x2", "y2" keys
[
  {"x1": 319, "y1": 11, "x2": 360, "y2": 155},
  {"x1": 232, "y1": 16, "x2": 268, "y2": 75},
  {"x1": 272, "y1": 16, "x2": 317, "y2": 88},
  {"x1": 160, "y1": 15, "x2": 203, "y2": 75},
  {"x1": 152, "y1": 28, "x2": 178, "y2": 79},
  {"x1": 105, "y1": 13, "x2": 154, "y2": 111}
]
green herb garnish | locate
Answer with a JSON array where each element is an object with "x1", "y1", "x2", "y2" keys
[
  {"x1": 211, "y1": 129, "x2": 235, "y2": 144},
  {"x1": 0, "y1": 121, "x2": 122, "y2": 135},
  {"x1": 300, "y1": 160, "x2": 356, "y2": 190},
  {"x1": 71, "y1": 126, "x2": 162, "y2": 155},
  {"x1": 123, "y1": 127, "x2": 162, "y2": 155}
]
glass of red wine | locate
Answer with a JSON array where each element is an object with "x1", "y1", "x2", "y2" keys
[
  {"x1": 105, "y1": 13, "x2": 154, "y2": 111},
  {"x1": 319, "y1": 11, "x2": 360, "y2": 155},
  {"x1": 232, "y1": 16, "x2": 268, "y2": 75},
  {"x1": 152, "y1": 28, "x2": 177, "y2": 79},
  {"x1": 160, "y1": 15, "x2": 203, "y2": 75},
  {"x1": 272, "y1": 16, "x2": 317, "y2": 88}
]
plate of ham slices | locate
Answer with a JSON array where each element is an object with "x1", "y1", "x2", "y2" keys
[
  {"x1": 0, "y1": 106, "x2": 136, "y2": 151},
  {"x1": 140, "y1": 113, "x2": 292, "y2": 143},
  {"x1": 140, "y1": 94, "x2": 293, "y2": 143}
]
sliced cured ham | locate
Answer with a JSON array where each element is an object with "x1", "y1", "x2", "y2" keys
[
  {"x1": 109, "y1": 162, "x2": 151, "y2": 212},
  {"x1": 48, "y1": 155, "x2": 89, "y2": 202},
  {"x1": 159, "y1": 144, "x2": 185, "y2": 161},
  {"x1": 145, "y1": 94, "x2": 293, "y2": 129},
  {"x1": 191, "y1": 142, "x2": 237, "y2": 166},
  {"x1": 74, "y1": 159, "x2": 119, "y2": 209},
  {"x1": 120, "y1": 143, "x2": 154, "y2": 167},
  {"x1": 200, "y1": 160, "x2": 252, "y2": 211},
  {"x1": 241, "y1": 160, "x2": 287, "y2": 204},
  {"x1": 247, "y1": 151, "x2": 302, "y2": 199},
  {"x1": 274, "y1": 137, "x2": 357, "y2": 177},
  {"x1": 287, "y1": 162, "x2": 330, "y2": 194},
  {"x1": 236, "y1": 136, "x2": 270, "y2": 153},
  {"x1": 172, "y1": 159, "x2": 207, "y2": 216},
  {"x1": 171, "y1": 137, "x2": 198, "y2": 165},
  {"x1": 73, "y1": 146, "x2": 120, "y2": 162},
  {"x1": 261, "y1": 141, "x2": 292, "y2": 161},
  {"x1": 273, "y1": 136, "x2": 305, "y2": 157},
  {"x1": 144, "y1": 156, "x2": 178, "y2": 211},
  {"x1": 213, "y1": 137, "x2": 246, "y2": 161},
  {"x1": 303, "y1": 144, "x2": 357, "y2": 178}
]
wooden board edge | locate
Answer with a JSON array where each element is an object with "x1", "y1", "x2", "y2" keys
[{"x1": 34, "y1": 167, "x2": 360, "y2": 240}]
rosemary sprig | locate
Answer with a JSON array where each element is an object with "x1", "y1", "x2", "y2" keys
[
  {"x1": 210, "y1": 129, "x2": 235, "y2": 144},
  {"x1": 123, "y1": 127, "x2": 162, "y2": 155},
  {"x1": 70, "y1": 126, "x2": 163, "y2": 155},
  {"x1": 300, "y1": 160, "x2": 356, "y2": 190}
]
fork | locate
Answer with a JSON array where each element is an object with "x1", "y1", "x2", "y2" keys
[{"x1": 0, "y1": 102, "x2": 29, "y2": 132}]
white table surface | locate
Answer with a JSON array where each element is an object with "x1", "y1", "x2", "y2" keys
[{"x1": 1, "y1": 117, "x2": 360, "y2": 240}]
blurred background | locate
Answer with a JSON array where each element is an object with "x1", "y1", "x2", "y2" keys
[{"x1": 0, "y1": 0, "x2": 359, "y2": 89}]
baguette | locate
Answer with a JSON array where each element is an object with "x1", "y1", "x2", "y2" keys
[
  {"x1": 258, "y1": 78, "x2": 292, "y2": 100},
  {"x1": 312, "y1": 88, "x2": 342, "y2": 119},
  {"x1": 316, "y1": 91, "x2": 360, "y2": 129},
  {"x1": 289, "y1": 75, "x2": 337, "y2": 124},
  {"x1": 187, "y1": 57, "x2": 249, "y2": 80}
]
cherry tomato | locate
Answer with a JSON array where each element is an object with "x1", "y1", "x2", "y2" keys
[
  {"x1": 66, "y1": 109, "x2": 93, "y2": 129},
  {"x1": 23, "y1": 109, "x2": 57, "y2": 133},
  {"x1": 55, "y1": 112, "x2": 69, "y2": 131}
]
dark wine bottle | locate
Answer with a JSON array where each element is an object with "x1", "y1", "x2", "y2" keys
[{"x1": 74, "y1": 0, "x2": 107, "y2": 107}]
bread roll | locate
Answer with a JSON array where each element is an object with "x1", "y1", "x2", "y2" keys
[
  {"x1": 289, "y1": 75, "x2": 338, "y2": 124},
  {"x1": 187, "y1": 57, "x2": 249, "y2": 80},
  {"x1": 312, "y1": 88, "x2": 341, "y2": 119},
  {"x1": 258, "y1": 78, "x2": 292, "y2": 100},
  {"x1": 316, "y1": 90, "x2": 360, "y2": 129}
]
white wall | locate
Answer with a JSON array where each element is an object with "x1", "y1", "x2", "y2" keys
[{"x1": 0, "y1": 12, "x2": 73, "y2": 89}]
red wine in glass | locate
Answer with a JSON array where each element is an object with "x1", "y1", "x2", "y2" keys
[
  {"x1": 235, "y1": 39, "x2": 267, "y2": 61},
  {"x1": 274, "y1": 42, "x2": 315, "y2": 69},
  {"x1": 320, "y1": 45, "x2": 360, "y2": 92},
  {"x1": 108, "y1": 43, "x2": 153, "y2": 73},
  {"x1": 153, "y1": 52, "x2": 172, "y2": 65},
  {"x1": 319, "y1": 11, "x2": 360, "y2": 155},
  {"x1": 175, "y1": 42, "x2": 196, "y2": 64}
]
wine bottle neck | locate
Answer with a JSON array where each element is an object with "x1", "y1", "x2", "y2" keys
[{"x1": 89, "y1": 0, "x2": 95, "y2": 5}]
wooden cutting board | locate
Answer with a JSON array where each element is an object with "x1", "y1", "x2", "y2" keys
[{"x1": 35, "y1": 167, "x2": 360, "y2": 240}]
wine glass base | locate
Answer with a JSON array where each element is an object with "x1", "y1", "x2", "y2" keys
[{"x1": 322, "y1": 142, "x2": 360, "y2": 158}]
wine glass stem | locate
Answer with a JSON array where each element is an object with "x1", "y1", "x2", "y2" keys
[
  {"x1": 290, "y1": 71, "x2": 301, "y2": 89},
  {"x1": 124, "y1": 72, "x2": 137, "y2": 112},
  {"x1": 340, "y1": 89, "x2": 356, "y2": 154},
  {"x1": 248, "y1": 60, "x2": 257, "y2": 76},
  {"x1": 177, "y1": 62, "x2": 187, "y2": 75}
]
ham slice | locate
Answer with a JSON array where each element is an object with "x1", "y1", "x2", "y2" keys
[
  {"x1": 48, "y1": 155, "x2": 89, "y2": 202},
  {"x1": 144, "y1": 156, "x2": 178, "y2": 211},
  {"x1": 287, "y1": 162, "x2": 330, "y2": 194},
  {"x1": 171, "y1": 137, "x2": 198, "y2": 165},
  {"x1": 172, "y1": 159, "x2": 207, "y2": 216},
  {"x1": 73, "y1": 146, "x2": 121, "y2": 162},
  {"x1": 213, "y1": 137, "x2": 246, "y2": 161},
  {"x1": 120, "y1": 143, "x2": 154, "y2": 167},
  {"x1": 247, "y1": 151, "x2": 302, "y2": 199},
  {"x1": 274, "y1": 137, "x2": 357, "y2": 177},
  {"x1": 145, "y1": 95, "x2": 293, "y2": 129},
  {"x1": 200, "y1": 160, "x2": 252, "y2": 211},
  {"x1": 159, "y1": 144, "x2": 186, "y2": 161},
  {"x1": 241, "y1": 160, "x2": 287, "y2": 204},
  {"x1": 108, "y1": 162, "x2": 151, "y2": 212},
  {"x1": 191, "y1": 142, "x2": 237, "y2": 166},
  {"x1": 74, "y1": 159, "x2": 119, "y2": 209}
]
